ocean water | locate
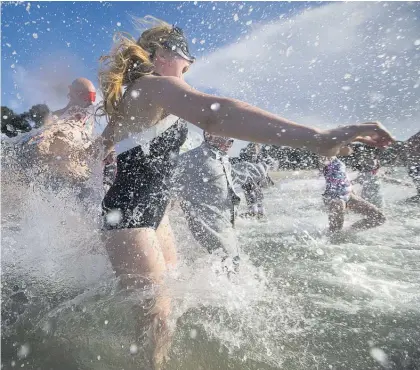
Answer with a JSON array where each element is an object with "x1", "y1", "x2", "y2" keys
[{"x1": 1, "y1": 161, "x2": 419, "y2": 370}]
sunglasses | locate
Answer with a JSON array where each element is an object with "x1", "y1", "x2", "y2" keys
[
  {"x1": 83, "y1": 91, "x2": 96, "y2": 103},
  {"x1": 162, "y1": 26, "x2": 196, "y2": 63}
]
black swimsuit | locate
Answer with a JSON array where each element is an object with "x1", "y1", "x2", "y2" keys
[{"x1": 102, "y1": 117, "x2": 187, "y2": 230}]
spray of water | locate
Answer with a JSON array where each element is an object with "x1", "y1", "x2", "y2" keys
[{"x1": 2, "y1": 142, "x2": 420, "y2": 369}]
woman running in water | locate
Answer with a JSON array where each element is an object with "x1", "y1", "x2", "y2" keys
[
  {"x1": 94, "y1": 16, "x2": 394, "y2": 367},
  {"x1": 95, "y1": 17, "x2": 393, "y2": 280},
  {"x1": 321, "y1": 147, "x2": 386, "y2": 233}
]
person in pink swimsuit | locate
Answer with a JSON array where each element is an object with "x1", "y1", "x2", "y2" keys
[{"x1": 321, "y1": 147, "x2": 386, "y2": 233}]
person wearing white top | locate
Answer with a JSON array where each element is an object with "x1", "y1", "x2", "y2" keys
[{"x1": 172, "y1": 132, "x2": 240, "y2": 271}]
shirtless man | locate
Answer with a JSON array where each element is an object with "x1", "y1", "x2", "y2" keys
[{"x1": 16, "y1": 78, "x2": 97, "y2": 198}]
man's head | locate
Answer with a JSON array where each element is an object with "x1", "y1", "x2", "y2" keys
[
  {"x1": 203, "y1": 132, "x2": 234, "y2": 153},
  {"x1": 68, "y1": 78, "x2": 96, "y2": 108}
]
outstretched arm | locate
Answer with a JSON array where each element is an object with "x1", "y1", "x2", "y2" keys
[{"x1": 135, "y1": 75, "x2": 395, "y2": 156}]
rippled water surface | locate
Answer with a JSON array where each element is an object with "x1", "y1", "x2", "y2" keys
[{"x1": 2, "y1": 166, "x2": 419, "y2": 370}]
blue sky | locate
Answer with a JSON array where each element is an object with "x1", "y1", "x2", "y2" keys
[
  {"x1": 1, "y1": 1, "x2": 316, "y2": 111},
  {"x1": 2, "y1": 1, "x2": 419, "y2": 145}
]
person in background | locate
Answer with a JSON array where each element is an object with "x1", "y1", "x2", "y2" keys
[
  {"x1": 350, "y1": 144, "x2": 412, "y2": 208},
  {"x1": 385, "y1": 132, "x2": 420, "y2": 203},
  {"x1": 173, "y1": 132, "x2": 241, "y2": 273},
  {"x1": 321, "y1": 146, "x2": 386, "y2": 234},
  {"x1": 232, "y1": 143, "x2": 270, "y2": 218},
  {"x1": 8, "y1": 77, "x2": 97, "y2": 203}
]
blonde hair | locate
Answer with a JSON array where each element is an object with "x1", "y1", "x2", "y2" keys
[{"x1": 98, "y1": 16, "x2": 173, "y2": 120}]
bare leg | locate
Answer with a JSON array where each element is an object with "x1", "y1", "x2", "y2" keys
[
  {"x1": 156, "y1": 213, "x2": 178, "y2": 269},
  {"x1": 102, "y1": 228, "x2": 171, "y2": 369},
  {"x1": 326, "y1": 198, "x2": 346, "y2": 232},
  {"x1": 103, "y1": 228, "x2": 166, "y2": 281},
  {"x1": 347, "y1": 193, "x2": 386, "y2": 230}
]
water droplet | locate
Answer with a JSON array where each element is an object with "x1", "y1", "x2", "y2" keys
[
  {"x1": 210, "y1": 103, "x2": 220, "y2": 111},
  {"x1": 117, "y1": 22, "x2": 121, "y2": 27},
  {"x1": 414, "y1": 39, "x2": 420, "y2": 46},
  {"x1": 316, "y1": 248, "x2": 324, "y2": 256},
  {"x1": 246, "y1": 20, "x2": 252, "y2": 26},
  {"x1": 190, "y1": 329, "x2": 197, "y2": 339},
  {"x1": 192, "y1": 38, "x2": 197, "y2": 44},
  {"x1": 106, "y1": 209, "x2": 122, "y2": 226},
  {"x1": 341, "y1": 86, "x2": 351, "y2": 91},
  {"x1": 129, "y1": 344, "x2": 138, "y2": 354},
  {"x1": 370, "y1": 347, "x2": 388, "y2": 367},
  {"x1": 97, "y1": 355, "x2": 101, "y2": 360},
  {"x1": 17, "y1": 344, "x2": 30, "y2": 359},
  {"x1": 104, "y1": 320, "x2": 108, "y2": 325},
  {"x1": 32, "y1": 33, "x2": 38, "y2": 39},
  {"x1": 233, "y1": 14, "x2": 239, "y2": 22}
]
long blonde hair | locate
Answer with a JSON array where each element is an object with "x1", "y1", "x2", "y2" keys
[{"x1": 98, "y1": 16, "x2": 173, "y2": 121}]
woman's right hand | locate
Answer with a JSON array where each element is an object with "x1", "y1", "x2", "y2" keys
[
  {"x1": 353, "y1": 122, "x2": 395, "y2": 148},
  {"x1": 319, "y1": 122, "x2": 395, "y2": 157}
]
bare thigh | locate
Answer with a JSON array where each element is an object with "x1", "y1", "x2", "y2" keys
[
  {"x1": 347, "y1": 193, "x2": 384, "y2": 218},
  {"x1": 102, "y1": 228, "x2": 166, "y2": 282},
  {"x1": 156, "y1": 213, "x2": 177, "y2": 269},
  {"x1": 347, "y1": 193, "x2": 386, "y2": 229}
]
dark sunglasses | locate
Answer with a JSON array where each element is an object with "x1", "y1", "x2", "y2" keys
[{"x1": 162, "y1": 26, "x2": 196, "y2": 63}]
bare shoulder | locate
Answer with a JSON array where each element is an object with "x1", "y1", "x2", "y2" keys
[
  {"x1": 120, "y1": 75, "x2": 165, "y2": 125},
  {"x1": 120, "y1": 75, "x2": 217, "y2": 131}
]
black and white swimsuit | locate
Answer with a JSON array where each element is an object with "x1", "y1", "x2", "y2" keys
[{"x1": 102, "y1": 114, "x2": 188, "y2": 230}]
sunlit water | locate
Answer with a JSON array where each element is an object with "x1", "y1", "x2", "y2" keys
[{"x1": 2, "y1": 153, "x2": 419, "y2": 369}]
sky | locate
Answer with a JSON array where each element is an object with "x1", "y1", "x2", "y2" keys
[{"x1": 1, "y1": 1, "x2": 419, "y2": 153}]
